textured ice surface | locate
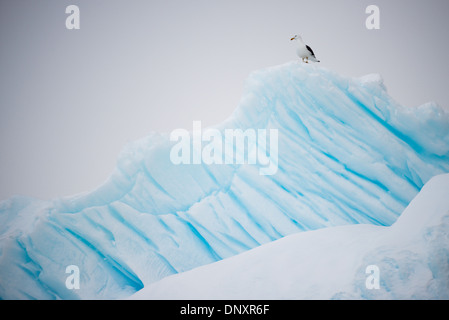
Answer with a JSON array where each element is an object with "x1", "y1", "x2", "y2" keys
[
  {"x1": 132, "y1": 173, "x2": 449, "y2": 300},
  {"x1": 1, "y1": 62, "x2": 448, "y2": 299}
]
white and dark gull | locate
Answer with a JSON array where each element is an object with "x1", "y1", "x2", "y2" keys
[{"x1": 290, "y1": 34, "x2": 320, "y2": 63}]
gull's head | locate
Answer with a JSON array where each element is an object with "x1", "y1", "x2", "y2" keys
[{"x1": 290, "y1": 34, "x2": 302, "y2": 41}]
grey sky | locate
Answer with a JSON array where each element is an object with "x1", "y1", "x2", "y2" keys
[{"x1": 1, "y1": 0, "x2": 448, "y2": 201}]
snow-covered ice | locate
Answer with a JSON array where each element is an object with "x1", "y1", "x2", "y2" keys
[
  {"x1": 131, "y1": 173, "x2": 449, "y2": 300},
  {"x1": 1, "y1": 62, "x2": 448, "y2": 299}
]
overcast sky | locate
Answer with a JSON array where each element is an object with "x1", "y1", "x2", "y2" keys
[{"x1": 1, "y1": 0, "x2": 448, "y2": 201}]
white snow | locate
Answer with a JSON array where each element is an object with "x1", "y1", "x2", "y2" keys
[{"x1": 131, "y1": 173, "x2": 449, "y2": 300}]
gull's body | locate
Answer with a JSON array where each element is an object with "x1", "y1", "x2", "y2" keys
[{"x1": 291, "y1": 35, "x2": 320, "y2": 63}]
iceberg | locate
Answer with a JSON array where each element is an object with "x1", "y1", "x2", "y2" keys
[{"x1": 1, "y1": 62, "x2": 448, "y2": 299}]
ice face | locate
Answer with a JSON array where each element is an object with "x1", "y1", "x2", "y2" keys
[
  {"x1": 1, "y1": 62, "x2": 448, "y2": 299},
  {"x1": 131, "y1": 173, "x2": 449, "y2": 300}
]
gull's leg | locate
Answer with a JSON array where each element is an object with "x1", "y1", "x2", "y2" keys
[{"x1": 305, "y1": 57, "x2": 309, "y2": 64}]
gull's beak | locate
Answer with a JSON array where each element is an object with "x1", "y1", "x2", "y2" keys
[{"x1": 290, "y1": 37, "x2": 295, "y2": 41}]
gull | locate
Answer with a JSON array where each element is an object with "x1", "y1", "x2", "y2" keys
[{"x1": 290, "y1": 34, "x2": 320, "y2": 63}]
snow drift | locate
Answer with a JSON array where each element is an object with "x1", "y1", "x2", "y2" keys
[{"x1": 1, "y1": 62, "x2": 448, "y2": 299}]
